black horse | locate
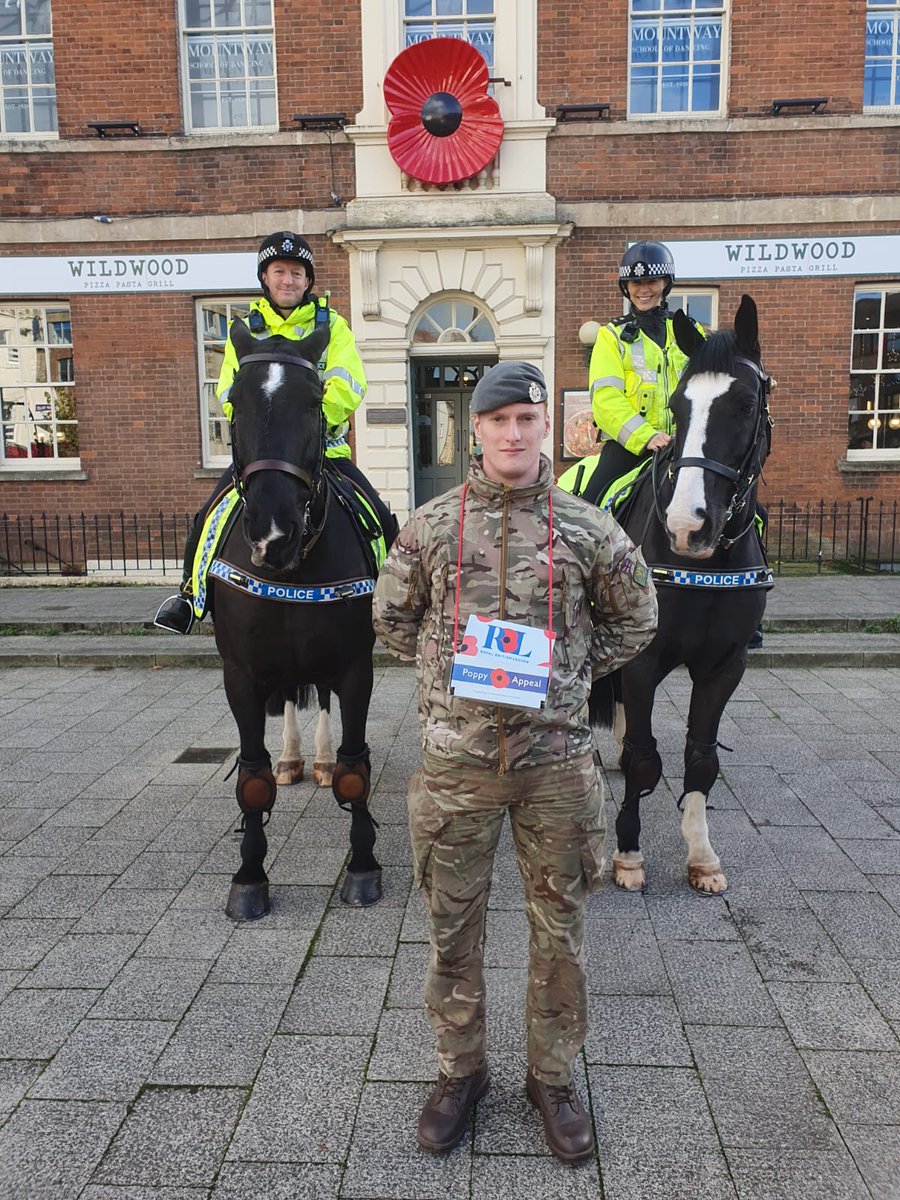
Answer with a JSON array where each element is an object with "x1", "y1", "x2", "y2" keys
[
  {"x1": 211, "y1": 318, "x2": 390, "y2": 920},
  {"x1": 588, "y1": 295, "x2": 773, "y2": 895}
]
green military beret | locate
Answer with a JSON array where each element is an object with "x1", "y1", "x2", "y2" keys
[{"x1": 471, "y1": 361, "x2": 548, "y2": 415}]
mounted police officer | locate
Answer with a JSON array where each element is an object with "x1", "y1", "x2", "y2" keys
[
  {"x1": 574, "y1": 240, "x2": 699, "y2": 509},
  {"x1": 373, "y1": 362, "x2": 658, "y2": 1164},
  {"x1": 155, "y1": 231, "x2": 393, "y2": 633}
]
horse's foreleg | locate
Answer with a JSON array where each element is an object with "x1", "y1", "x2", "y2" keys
[
  {"x1": 274, "y1": 699, "x2": 305, "y2": 785},
  {"x1": 330, "y1": 660, "x2": 382, "y2": 907},
  {"x1": 312, "y1": 686, "x2": 336, "y2": 787},
  {"x1": 223, "y1": 663, "x2": 274, "y2": 921},
  {"x1": 680, "y1": 663, "x2": 743, "y2": 896},
  {"x1": 613, "y1": 660, "x2": 665, "y2": 891}
]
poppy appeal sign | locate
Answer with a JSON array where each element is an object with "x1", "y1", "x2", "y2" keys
[
  {"x1": 383, "y1": 36, "x2": 504, "y2": 186},
  {"x1": 451, "y1": 615, "x2": 554, "y2": 710}
]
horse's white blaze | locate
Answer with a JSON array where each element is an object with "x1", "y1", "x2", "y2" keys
[
  {"x1": 250, "y1": 517, "x2": 287, "y2": 565},
  {"x1": 666, "y1": 372, "x2": 734, "y2": 555},
  {"x1": 262, "y1": 363, "x2": 284, "y2": 398},
  {"x1": 680, "y1": 791, "x2": 721, "y2": 867},
  {"x1": 314, "y1": 706, "x2": 335, "y2": 764},
  {"x1": 281, "y1": 701, "x2": 303, "y2": 761}
]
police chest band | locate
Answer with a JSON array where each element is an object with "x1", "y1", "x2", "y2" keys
[
  {"x1": 650, "y1": 566, "x2": 774, "y2": 589},
  {"x1": 210, "y1": 559, "x2": 375, "y2": 603}
]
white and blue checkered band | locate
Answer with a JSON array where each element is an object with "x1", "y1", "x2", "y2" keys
[
  {"x1": 209, "y1": 558, "x2": 375, "y2": 604},
  {"x1": 620, "y1": 261, "x2": 671, "y2": 280},
  {"x1": 258, "y1": 243, "x2": 313, "y2": 267},
  {"x1": 650, "y1": 566, "x2": 774, "y2": 590}
]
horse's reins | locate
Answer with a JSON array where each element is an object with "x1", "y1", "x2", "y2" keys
[
  {"x1": 657, "y1": 355, "x2": 773, "y2": 550},
  {"x1": 230, "y1": 350, "x2": 330, "y2": 558}
]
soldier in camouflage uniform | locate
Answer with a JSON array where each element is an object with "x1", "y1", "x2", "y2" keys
[{"x1": 373, "y1": 361, "x2": 657, "y2": 1164}]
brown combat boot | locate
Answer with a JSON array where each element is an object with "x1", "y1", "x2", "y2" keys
[
  {"x1": 417, "y1": 1063, "x2": 489, "y2": 1153},
  {"x1": 526, "y1": 1069, "x2": 595, "y2": 1165}
]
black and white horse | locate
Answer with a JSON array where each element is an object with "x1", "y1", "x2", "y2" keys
[
  {"x1": 211, "y1": 319, "x2": 391, "y2": 920},
  {"x1": 590, "y1": 295, "x2": 773, "y2": 894}
]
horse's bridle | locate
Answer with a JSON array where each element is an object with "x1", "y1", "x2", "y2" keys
[
  {"x1": 230, "y1": 350, "x2": 329, "y2": 556},
  {"x1": 656, "y1": 355, "x2": 774, "y2": 549}
]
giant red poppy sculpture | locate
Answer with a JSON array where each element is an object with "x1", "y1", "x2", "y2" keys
[{"x1": 383, "y1": 37, "x2": 504, "y2": 186}]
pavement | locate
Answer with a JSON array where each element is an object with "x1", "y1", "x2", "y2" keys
[
  {"x1": 0, "y1": 574, "x2": 900, "y2": 670},
  {"x1": 0, "y1": 576, "x2": 899, "y2": 1198}
]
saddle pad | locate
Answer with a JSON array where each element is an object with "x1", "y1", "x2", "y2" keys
[{"x1": 191, "y1": 488, "x2": 242, "y2": 620}]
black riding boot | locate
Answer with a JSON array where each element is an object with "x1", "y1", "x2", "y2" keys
[{"x1": 154, "y1": 516, "x2": 202, "y2": 634}]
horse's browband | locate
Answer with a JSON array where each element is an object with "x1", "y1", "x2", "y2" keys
[{"x1": 237, "y1": 352, "x2": 318, "y2": 373}]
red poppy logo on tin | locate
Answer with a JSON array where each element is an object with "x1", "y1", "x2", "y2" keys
[{"x1": 383, "y1": 37, "x2": 504, "y2": 186}]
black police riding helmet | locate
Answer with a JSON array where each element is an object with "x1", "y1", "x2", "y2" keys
[
  {"x1": 618, "y1": 240, "x2": 675, "y2": 300},
  {"x1": 471, "y1": 361, "x2": 548, "y2": 415},
  {"x1": 257, "y1": 231, "x2": 316, "y2": 294}
]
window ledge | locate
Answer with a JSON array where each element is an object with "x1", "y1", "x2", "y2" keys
[
  {"x1": 0, "y1": 469, "x2": 87, "y2": 482},
  {"x1": 194, "y1": 466, "x2": 227, "y2": 479},
  {"x1": 838, "y1": 457, "x2": 900, "y2": 475}
]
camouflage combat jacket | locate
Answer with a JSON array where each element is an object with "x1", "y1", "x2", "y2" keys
[{"x1": 373, "y1": 455, "x2": 658, "y2": 773}]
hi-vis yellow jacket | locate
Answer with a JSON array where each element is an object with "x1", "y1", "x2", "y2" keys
[
  {"x1": 589, "y1": 315, "x2": 698, "y2": 456},
  {"x1": 217, "y1": 295, "x2": 367, "y2": 460}
]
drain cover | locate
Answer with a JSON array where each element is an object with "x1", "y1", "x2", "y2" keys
[{"x1": 174, "y1": 748, "x2": 236, "y2": 764}]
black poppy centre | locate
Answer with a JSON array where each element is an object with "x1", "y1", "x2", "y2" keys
[{"x1": 420, "y1": 91, "x2": 463, "y2": 137}]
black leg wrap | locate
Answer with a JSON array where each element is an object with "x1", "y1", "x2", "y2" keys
[
  {"x1": 332, "y1": 744, "x2": 372, "y2": 811},
  {"x1": 235, "y1": 752, "x2": 277, "y2": 816},
  {"x1": 622, "y1": 736, "x2": 663, "y2": 799},
  {"x1": 682, "y1": 736, "x2": 720, "y2": 797}
]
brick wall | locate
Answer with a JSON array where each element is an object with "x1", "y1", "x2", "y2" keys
[
  {"x1": 0, "y1": 236, "x2": 352, "y2": 517},
  {"x1": 555, "y1": 229, "x2": 900, "y2": 506}
]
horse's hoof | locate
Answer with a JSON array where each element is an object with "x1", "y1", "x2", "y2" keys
[
  {"x1": 340, "y1": 868, "x2": 382, "y2": 907},
  {"x1": 313, "y1": 760, "x2": 335, "y2": 787},
  {"x1": 612, "y1": 859, "x2": 647, "y2": 892},
  {"x1": 688, "y1": 864, "x2": 728, "y2": 896},
  {"x1": 226, "y1": 880, "x2": 270, "y2": 921},
  {"x1": 274, "y1": 758, "x2": 305, "y2": 786}
]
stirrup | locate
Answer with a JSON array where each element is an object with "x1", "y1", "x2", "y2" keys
[{"x1": 153, "y1": 593, "x2": 195, "y2": 635}]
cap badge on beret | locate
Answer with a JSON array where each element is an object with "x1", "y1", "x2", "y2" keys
[{"x1": 528, "y1": 381, "x2": 542, "y2": 403}]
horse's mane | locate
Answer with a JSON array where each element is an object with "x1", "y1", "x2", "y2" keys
[{"x1": 680, "y1": 328, "x2": 739, "y2": 380}]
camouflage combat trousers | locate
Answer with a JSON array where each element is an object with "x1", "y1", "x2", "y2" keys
[{"x1": 408, "y1": 750, "x2": 606, "y2": 1085}]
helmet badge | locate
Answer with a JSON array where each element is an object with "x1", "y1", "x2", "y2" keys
[
  {"x1": 281, "y1": 238, "x2": 294, "y2": 253},
  {"x1": 634, "y1": 262, "x2": 646, "y2": 276}
]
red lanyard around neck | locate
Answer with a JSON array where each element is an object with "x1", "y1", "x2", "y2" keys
[{"x1": 452, "y1": 483, "x2": 555, "y2": 655}]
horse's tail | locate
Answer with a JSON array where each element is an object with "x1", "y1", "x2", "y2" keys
[
  {"x1": 588, "y1": 673, "x2": 618, "y2": 730},
  {"x1": 265, "y1": 684, "x2": 317, "y2": 716}
]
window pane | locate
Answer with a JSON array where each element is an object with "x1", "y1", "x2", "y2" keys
[
  {"x1": 854, "y1": 292, "x2": 882, "y2": 329},
  {"x1": 848, "y1": 411, "x2": 875, "y2": 451},
  {"x1": 0, "y1": 5, "x2": 23, "y2": 36},
  {"x1": 406, "y1": 0, "x2": 432, "y2": 15},
  {"x1": 884, "y1": 290, "x2": 900, "y2": 328},
  {"x1": 852, "y1": 333, "x2": 879, "y2": 370},
  {"x1": 661, "y1": 65, "x2": 689, "y2": 111},
  {"x1": 246, "y1": 35, "x2": 272, "y2": 76},
  {"x1": 631, "y1": 65, "x2": 657, "y2": 113},
  {"x1": 436, "y1": 0, "x2": 464, "y2": 14},
  {"x1": 24, "y1": 0, "x2": 52, "y2": 36},
  {"x1": 213, "y1": 0, "x2": 242, "y2": 27},
  {"x1": 849, "y1": 373, "x2": 876, "y2": 411},
  {"x1": 244, "y1": 0, "x2": 271, "y2": 23}
]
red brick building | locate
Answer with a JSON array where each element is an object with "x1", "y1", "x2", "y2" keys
[{"x1": 1, "y1": 1, "x2": 898, "y2": 535}]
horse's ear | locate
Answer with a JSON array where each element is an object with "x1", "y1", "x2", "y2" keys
[
  {"x1": 230, "y1": 316, "x2": 255, "y2": 361},
  {"x1": 673, "y1": 308, "x2": 704, "y2": 358},
  {"x1": 296, "y1": 322, "x2": 330, "y2": 367},
  {"x1": 734, "y1": 295, "x2": 760, "y2": 356}
]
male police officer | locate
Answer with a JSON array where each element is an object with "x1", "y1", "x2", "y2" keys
[
  {"x1": 373, "y1": 362, "x2": 657, "y2": 1163},
  {"x1": 155, "y1": 231, "x2": 390, "y2": 632}
]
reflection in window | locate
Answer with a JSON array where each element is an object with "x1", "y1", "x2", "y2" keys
[
  {"x1": 197, "y1": 298, "x2": 251, "y2": 462},
  {"x1": 629, "y1": 0, "x2": 724, "y2": 117},
  {"x1": 0, "y1": 0, "x2": 57, "y2": 135},
  {"x1": 404, "y1": 0, "x2": 494, "y2": 70},
  {"x1": 181, "y1": 0, "x2": 276, "y2": 130},
  {"x1": 865, "y1": 0, "x2": 900, "y2": 109},
  {"x1": 413, "y1": 298, "x2": 495, "y2": 346},
  {"x1": 0, "y1": 303, "x2": 76, "y2": 466},
  {"x1": 848, "y1": 287, "x2": 900, "y2": 454}
]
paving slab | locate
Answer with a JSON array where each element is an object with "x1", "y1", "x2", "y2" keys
[{"x1": 0, "y1": 1098, "x2": 127, "y2": 1200}]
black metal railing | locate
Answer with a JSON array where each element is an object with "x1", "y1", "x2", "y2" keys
[
  {"x1": 0, "y1": 512, "x2": 192, "y2": 577},
  {"x1": 764, "y1": 498, "x2": 899, "y2": 574},
  {"x1": 1, "y1": 500, "x2": 898, "y2": 577}
]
